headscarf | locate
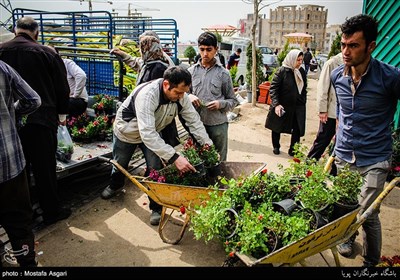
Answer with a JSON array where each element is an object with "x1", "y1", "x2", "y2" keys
[
  {"x1": 139, "y1": 35, "x2": 169, "y2": 64},
  {"x1": 282, "y1": 49, "x2": 304, "y2": 94}
]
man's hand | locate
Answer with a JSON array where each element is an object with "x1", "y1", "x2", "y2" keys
[
  {"x1": 206, "y1": 100, "x2": 220, "y2": 110},
  {"x1": 319, "y1": 112, "x2": 328, "y2": 124},
  {"x1": 174, "y1": 156, "x2": 196, "y2": 173},
  {"x1": 188, "y1": 94, "x2": 201, "y2": 108}
]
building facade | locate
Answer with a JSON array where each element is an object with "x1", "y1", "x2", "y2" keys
[
  {"x1": 268, "y1": 5, "x2": 327, "y2": 52},
  {"x1": 238, "y1": 4, "x2": 328, "y2": 53}
]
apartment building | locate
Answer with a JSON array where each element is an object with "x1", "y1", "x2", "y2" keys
[{"x1": 238, "y1": 4, "x2": 328, "y2": 52}]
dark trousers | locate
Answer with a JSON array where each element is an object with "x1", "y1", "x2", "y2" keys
[
  {"x1": 69, "y1": 97, "x2": 87, "y2": 117},
  {"x1": 19, "y1": 124, "x2": 62, "y2": 220},
  {"x1": 308, "y1": 117, "x2": 337, "y2": 175},
  {"x1": 111, "y1": 136, "x2": 163, "y2": 212},
  {"x1": 0, "y1": 169, "x2": 36, "y2": 267},
  {"x1": 308, "y1": 118, "x2": 336, "y2": 160}
]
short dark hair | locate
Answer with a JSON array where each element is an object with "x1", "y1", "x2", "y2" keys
[
  {"x1": 237, "y1": 48, "x2": 242, "y2": 53},
  {"x1": 341, "y1": 14, "x2": 378, "y2": 46},
  {"x1": 163, "y1": 66, "x2": 192, "y2": 89},
  {"x1": 16, "y1": 16, "x2": 38, "y2": 33},
  {"x1": 197, "y1": 32, "x2": 218, "y2": 47}
]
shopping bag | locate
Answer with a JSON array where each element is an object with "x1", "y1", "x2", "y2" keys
[{"x1": 56, "y1": 126, "x2": 74, "y2": 162}]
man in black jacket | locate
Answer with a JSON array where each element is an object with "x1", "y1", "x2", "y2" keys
[
  {"x1": 303, "y1": 48, "x2": 313, "y2": 75},
  {"x1": 0, "y1": 16, "x2": 71, "y2": 225}
]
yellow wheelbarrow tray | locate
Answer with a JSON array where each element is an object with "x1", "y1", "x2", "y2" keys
[
  {"x1": 99, "y1": 157, "x2": 267, "y2": 245},
  {"x1": 235, "y1": 176, "x2": 400, "y2": 267}
]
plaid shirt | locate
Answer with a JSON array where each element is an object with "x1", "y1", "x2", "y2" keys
[{"x1": 0, "y1": 61, "x2": 41, "y2": 183}]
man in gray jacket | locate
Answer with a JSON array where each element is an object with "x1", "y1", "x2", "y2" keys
[
  {"x1": 101, "y1": 66, "x2": 213, "y2": 225},
  {"x1": 188, "y1": 32, "x2": 238, "y2": 161}
]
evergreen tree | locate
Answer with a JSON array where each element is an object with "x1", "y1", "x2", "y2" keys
[{"x1": 184, "y1": 46, "x2": 197, "y2": 64}]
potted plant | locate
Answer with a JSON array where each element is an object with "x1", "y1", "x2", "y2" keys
[
  {"x1": 232, "y1": 202, "x2": 282, "y2": 259},
  {"x1": 331, "y1": 164, "x2": 363, "y2": 220},
  {"x1": 92, "y1": 94, "x2": 115, "y2": 115},
  {"x1": 198, "y1": 143, "x2": 221, "y2": 179},
  {"x1": 190, "y1": 186, "x2": 234, "y2": 243}
]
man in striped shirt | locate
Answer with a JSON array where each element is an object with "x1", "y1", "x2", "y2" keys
[{"x1": 0, "y1": 61, "x2": 41, "y2": 267}]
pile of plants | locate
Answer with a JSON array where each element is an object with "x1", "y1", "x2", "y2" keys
[
  {"x1": 92, "y1": 94, "x2": 116, "y2": 115},
  {"x1": 67, "y1": 113, "x2": 113, "y2": 143},
  {"x1": 189, "y1": 143, "x2": 364, "y2": 260},
  {"x1": 147, "y1": 137, "x2": 221, "y2": 187},
  {"x1": 376, "y1": 255, "x2": 400, "y2": 267}
]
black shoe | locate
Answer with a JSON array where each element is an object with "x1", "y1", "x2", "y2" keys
[
  {"x1": 288, "y1": 149, "x2": 295, "y2": 157},
  {"x1": 337, "y1": 232, "x2": 358, "y2": 258},
  {"x1": 273, "y1": 148, "x2": 280, "y2": 155},
  {"x1": 362, "y1": 261, "x2": 378, "y2": 267},
  {"x1": 43, "y1": 207, "x2": 71, "y2": 225},
  {"x1": 101, "y1": 186, "x2": 121, "y2": 200}
]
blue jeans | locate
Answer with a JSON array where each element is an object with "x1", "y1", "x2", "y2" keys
[
  {"x1": 205, "y1": 122, "x2": 228, "y2": 161},
  {"x1": 304, "y1": 63, "x2": 310, "y2": 75},
  {"x1": 335, "y1": 157, "x2": 390, "y2": 266},
  {"x1": 111, "y1": 135, "x2": 163, "y2": 211}
]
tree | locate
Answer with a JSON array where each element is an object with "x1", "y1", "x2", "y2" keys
[
  {"x1": 243, "y1": 0, "x2": 282, "y2": 106},
  {"x1": 184, "y1": 46, "x2": 197, "y2": 65},
  {"x1": 328, "y1": 32, "x2": 342, "y2": 59},
  {"x1": 245, "y1": 42, "x2": 264, "y2": 92}
]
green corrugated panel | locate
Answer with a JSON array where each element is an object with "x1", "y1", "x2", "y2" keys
[
  {"x1": 363, "y1": 0, "x2": 400, "y2": 67},
  {"x1": 364, "y1": 0, "x2": 400, "y2": 129}
]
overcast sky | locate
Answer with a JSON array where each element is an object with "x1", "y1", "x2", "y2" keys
[{"x1": 6, "y1": 0, "x2": 364, "y2": 42}]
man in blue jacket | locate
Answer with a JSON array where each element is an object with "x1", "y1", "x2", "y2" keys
[{"x1": 332, "y1": 14, "x2": 400, "y2": 267}]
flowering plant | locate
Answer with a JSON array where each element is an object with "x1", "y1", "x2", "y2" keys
[
  {"x1": 376, "y1": 255, "x2": 400, "y2": 267},
  {"x1": 92, "y1": 94, "x2": 115, "y2": 114},
  {"x1": 181, "y1": 137, "x2": 202, "y2": 165},
  {"x1": 198, "y1": 144, "x2": 220, "y2": 167},
  {"x1": 70, "y1": 115, "x2": 111, "y2": 141}
]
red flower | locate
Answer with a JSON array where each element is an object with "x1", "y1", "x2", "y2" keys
[
  {"x1": 306, "y1": 170, "x2": 313, "y2": 178},
  {"x1": 261, "y1": 168, "x2": 268, "y2": 175},
  {"x1": 293, "y1": 158, "x2": 301, "y2": 163},
  {"x1": 180, "y1": 206, "x2": 186, "y2": 214},
  {"x1": 228, "y1": 251, "x2": 235, "y2": 258}
]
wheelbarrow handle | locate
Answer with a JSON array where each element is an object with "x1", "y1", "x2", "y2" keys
[
  {"x1": 98, "y1": 156, "x2": 112, "y2": 163},
  {"x1": 97, "y1": 155, "x2": 146, "y2": 180}
]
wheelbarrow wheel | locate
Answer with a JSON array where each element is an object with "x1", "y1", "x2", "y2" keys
[{"x1": 158, "y1": 206, "x2": 190, "y2": 245}]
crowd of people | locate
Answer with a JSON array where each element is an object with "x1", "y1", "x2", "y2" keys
[{"x1": 0, "y1": 13, "x2": 399, "y2": 268}]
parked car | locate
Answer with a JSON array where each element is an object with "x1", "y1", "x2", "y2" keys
[
  {"x1": 263, "y1": 54, "x2": 279, "y2": 79},
  {"x1": 315, "y1": 53, "x2": 329, "y2": 69},
  {"x1": 258, "y1": 46, "x2": 278, "y2": 79},
  {"x1": 310, "y1": 58, "x2": 318, "y2": 72}
]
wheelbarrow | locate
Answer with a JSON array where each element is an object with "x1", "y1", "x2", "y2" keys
[
  {"x1": 98, "y1": 156, "x2": 267, "y2": 245},
  {"x1": 233, "y1": 150, "x2": 400, "y2": 267}
]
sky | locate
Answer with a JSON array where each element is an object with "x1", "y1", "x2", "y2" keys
[{"x1": 4, "y1": 0, "x2": 364, "y2": 42}]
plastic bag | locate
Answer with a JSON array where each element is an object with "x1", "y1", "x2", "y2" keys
[{"x1": 56, "y1": 126, "x2": 74, "y2": 162}]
